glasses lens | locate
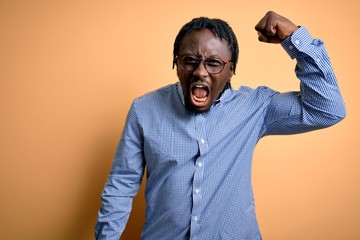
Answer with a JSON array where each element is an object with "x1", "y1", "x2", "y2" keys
[
  {"x1": 178, "y1": 55, "x2": 226, "y2": 74},
  {"x1": 180, "y1": 56, "x2": 199, "y2": 71},
  {"x1": 204, "y1": 59, "x2": 224, "y2": 74}
]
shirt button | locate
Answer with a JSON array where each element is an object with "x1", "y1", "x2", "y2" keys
[
  {"x1": 193, "y1": 216, "x2": 199, "y2": 222},
  {"x1": 315, "y1": 58, "x2": 320, "y2": 63},
  {"x1": 295, "y1": 39, "x2": 300, "y2": 45},
  {"x1": 195, "y1": 188, "x2": 200, "y2": 194},
  {"x1": 198, "y1": 162, "x2": 203, "y2": 168},
  {"x1": 201, "y1": 138, "x2": 205, "y2": 144},
  {"x1": 289, "y1": 45, "x2": 294, "y2": 50}
]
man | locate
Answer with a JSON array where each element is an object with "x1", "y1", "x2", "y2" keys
[{"x1": 95, "y1": 11, "x2": 346, "y2": 239}]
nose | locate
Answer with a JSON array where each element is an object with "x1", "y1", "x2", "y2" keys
[{"x1": 192, "y1": 61, "x2": 208, "y2": 78}]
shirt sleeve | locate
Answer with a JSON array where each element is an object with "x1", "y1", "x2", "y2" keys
[
  {"x1": 261, "y1": 26, "x2": 346, "y2": 136},
  {"x1": 94, "y1": 101, "x2": 145, "y2": 239}
]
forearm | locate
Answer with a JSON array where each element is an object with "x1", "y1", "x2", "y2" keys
[
  {"x1": 282, "y1": 26, "x2": 346, "y2": 123},
  {"x1": 95, "y1": 174, "x2": 143, "y2": 240}
]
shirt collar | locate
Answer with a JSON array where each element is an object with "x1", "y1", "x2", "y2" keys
[{"x1": 177, "y1": 82, "x2": 185, "y2": 106}]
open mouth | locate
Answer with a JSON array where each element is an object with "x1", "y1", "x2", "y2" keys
[{"x1": 190, "y1": 83, "x2": 210, "y2": 106}]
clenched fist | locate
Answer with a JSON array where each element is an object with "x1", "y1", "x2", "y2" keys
[{"x1": 255, "y1": 11, "x2": 299, "y2": 44}]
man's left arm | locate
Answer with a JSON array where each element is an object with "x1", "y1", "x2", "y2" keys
[{"x1": 256, "y1": 11, "x2": 346, "y2": 135}]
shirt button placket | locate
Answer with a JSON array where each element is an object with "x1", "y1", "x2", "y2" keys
[{"x1": 190, "y1": 113, "x2": 208, "y2": 239}]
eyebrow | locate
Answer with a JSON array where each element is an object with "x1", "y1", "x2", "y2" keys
[{"x1": 180, "y1": 53, "x2": 224, "y2": 59}]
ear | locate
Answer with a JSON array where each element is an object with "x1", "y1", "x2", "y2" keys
[{"x1": 229, "y1": 63, "x2": 235, "y2": 77}]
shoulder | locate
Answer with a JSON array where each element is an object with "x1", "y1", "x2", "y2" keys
[
  {"x1": 130, "y1": 83, "x2": 180, "y2": 116},
  {"x1": 237, "y1": 85, "x2": 278, "y2": 100},
  {"x1": 133, "y1": 84, "x2": 176, "y2": 104}
]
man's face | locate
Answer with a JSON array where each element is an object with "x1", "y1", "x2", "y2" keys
[{"x1": 176, "y1": 28, "x2": 234, "y2": 112}]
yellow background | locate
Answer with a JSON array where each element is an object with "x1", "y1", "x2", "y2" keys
[{"x1": 1, "y1": 0, "x2": 359, "y2": 239}]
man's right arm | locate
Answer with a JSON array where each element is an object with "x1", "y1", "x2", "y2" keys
[{"x1": 95, "y1": 102, "x2": 145, "y2": 239}]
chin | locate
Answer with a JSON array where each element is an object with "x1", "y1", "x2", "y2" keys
[{"x1": 185, "y1": 101, "x2": 211, "y2": 113}]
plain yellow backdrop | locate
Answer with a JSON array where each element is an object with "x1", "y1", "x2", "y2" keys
[{"x1": 1, "y1": 0, "x2": 359, "y2": 239}]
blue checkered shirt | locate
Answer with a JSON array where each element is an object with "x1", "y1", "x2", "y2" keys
[{"x1": 95, "y1": 27, "x2": 346, "y2": 240}]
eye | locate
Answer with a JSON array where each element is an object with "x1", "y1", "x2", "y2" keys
[
  {"x1": 205, "y1": 59, "x2": 222, "y2": 67},
  {"x1": 182, "y1": 56, "x2": 199, "y2": 65}
]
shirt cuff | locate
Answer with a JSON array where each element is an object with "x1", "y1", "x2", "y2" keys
[{"x1": 281, "y1": 26, "x2": 322, "y2": 59}]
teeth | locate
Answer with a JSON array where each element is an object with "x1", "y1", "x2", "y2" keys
[
  {"x1": 194, "y1": 85, "x2": 206, "y2": 88},
  {"x1": 193, "y1": 95, "x2": 207, "y2": 102}
]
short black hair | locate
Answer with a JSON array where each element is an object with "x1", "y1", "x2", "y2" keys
[{"x1": 173, "y1": 17, "x2": 239, "y2": 74}]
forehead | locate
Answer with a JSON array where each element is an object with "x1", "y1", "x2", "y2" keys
[{"x1": 179, "y1": 28, "x2": 231, "y2": 57}]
